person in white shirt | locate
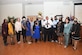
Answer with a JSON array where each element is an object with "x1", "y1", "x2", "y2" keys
[
  {"x1": 52, "y1": 16, "x2": 59, "y2": 42},
  {"x1": 53, "y1": 16, "x2": 59, "y2": 28},
  {"x1": 43, "y1": 16, "x2": 53, "y2": 42},
  {"x1": 15, "y1": 18, "x2": 22, "y2": 44},
  {"x1": 30, "y1": 18, "x2": 34, "y2": 36}
]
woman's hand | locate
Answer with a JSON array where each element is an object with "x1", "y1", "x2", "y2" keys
[{"x1": 72, "y1": 32, "x2": 75, "y2": 35}]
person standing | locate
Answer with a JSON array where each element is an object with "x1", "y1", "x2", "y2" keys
[
  {"x1": 2, "y1": 19, "x2": 8, "y2": 46},
  {"x1": 26, "y1": 18, "x2": 32, "y2": 44},
  {"x1": 15, "y1": 18, "x2": 22, "y2": 44},
  {"x1": 71, "y1": 19, "x2": 80, "y2": 50},
  {"x1": 69, "y1": 16, "x2": 75, "y2": 44},
  {"x1": 40, "y1": 18, "x2": 45, "y2": 41},
  {"x1": 56, "y1": 18, "x2": 64, "y2": 44},
  {"x1": 30, "y1": 18, "x2": 34, "y2": 36},
  {"x1": 33, "y1": 21, "x2": 40, "y2": 42},
  {"x1": 64, "y1": 18, "x2": 71, "y2": 48},
  {"x1": 52, "y1": 16, "x2": 59, "y2": 42},
  {"x1": 43, "y1": 16, "x2": 53, "y2": 42},
  {"x1": 8, "y1": 18, "x2": 15, "y2": 45},
  {"x1": 21, "y1": 16, "x2": 27, "y2": 43}
]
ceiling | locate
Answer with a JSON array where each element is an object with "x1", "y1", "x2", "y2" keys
[{"x1": 0, "y1": 0, "x2": 82, "y2": 4}]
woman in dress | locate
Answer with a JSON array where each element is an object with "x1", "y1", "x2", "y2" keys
[
  {"x1": 26, "y1": 18, "x2": 32, "y2": 44},
  {"x1": 2, "y1": 19, "x2": 8, "y2": 46},
  {"x1": 56, "y1": 18, "x2": 64, "y2": 45},
  {"x1": 33, "y1": 21, "x2": 40, "y2": 42},
  {"x1": 71, "y1": 18, "x2": 80, "y2": 50}
]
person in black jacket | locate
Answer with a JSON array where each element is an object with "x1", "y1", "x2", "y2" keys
[
  {"x1": 56, "y1": 18, "x2": 64, "y2": 44},
  {"x1": 2, "y1": 19, "x2": 8, "y2": 46},
  {"x1": 71, "y1": 19, "x2": 80, "y2": 50},
  {"x1": 34, "y1": 18, "x2": 41, "y2": 31}
]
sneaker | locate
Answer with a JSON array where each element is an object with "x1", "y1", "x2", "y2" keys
[
  {"x1": 28, "y1": 42, "x2": 32, "y2": 44},
  {"x1": 51, "y1": 40, "x2": 54, "y2": 42},
  {"x1": 18, "y1": 41, "x2": 21, "y2": 44},
  {"x1": 55, "y1": 40, "x2": 58, "y2": 43}
]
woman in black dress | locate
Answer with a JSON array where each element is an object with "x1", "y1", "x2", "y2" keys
[
  {"x1": 71, "y1": 19, "x2": 80, "y2": 50},
  {"x1": 56, "y1": 18, "x2": 64, "y2": 44}
]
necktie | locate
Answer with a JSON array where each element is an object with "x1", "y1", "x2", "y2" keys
[{"x1": 47, "y1": 20, "x2": 48, "y2": 27}]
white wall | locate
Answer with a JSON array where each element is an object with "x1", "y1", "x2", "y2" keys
[
  {"x1": 0, "y1": 3, "x2": 22, "y2": 25},
  {"x1": 0, "y1": 5, "x2": 1, "y2": 25},
  {"x1": 0, "y1": 2, "x2": 82, "y2": 26},
  {"x1": 25, "y1": 4, "x2": 44, "y2": 16},
  {"x1": 44, "y1": 1, "x2": 74, "y2": 20},
  {"x1": 75, "y1": 5, "x2": 82, "y2": 23}
]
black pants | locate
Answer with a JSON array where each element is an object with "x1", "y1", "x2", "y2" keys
[
  {"x1": 40, "y1": 27, "x2": 45, "y2": 41},
  {"x1": 53, "y1": 28, "x2": 58, "y2": 41},
  {"x1": 44, "y1": 28, "x2": 52, "y2": 42},
  {"x1": 22, "y1": 29, "x2": 26, "y2": 41},
  {"x1": 16, "y1": 31, "x2": 21, "y2": 42},
  {"x1": 3, "y1": 35, "x2": 7, "y2": 45}
]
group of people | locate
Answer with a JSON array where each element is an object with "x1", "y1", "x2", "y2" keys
[{"x1": 2, "y1": 16, "x2": 81, "y2": 50}]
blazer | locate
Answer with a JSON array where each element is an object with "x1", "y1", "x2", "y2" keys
[
  {"x1": 2, "y1": 22, "x2": 8, "y2": 36},
  {"x1": 64, "y1": 23, "x2": 71, "y2": 35},
  {"x1": 56, "y1": 21, "x2": 64, "y2": 33},
  {"x1": 71, "y1": 23, "x2": 80, "y2": 37},
  {"x1": 8, "y1": 22, "x2": 14, "y2": 35}
]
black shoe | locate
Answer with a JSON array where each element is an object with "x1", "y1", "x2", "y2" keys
[
  {"x1": 25, "y1": 40, "x2": 27, "y2": 42},
  {"x1": 44, "y1": 40, "x2": 46, "y2": 42},
  {"x1": 4, "y1": 43, "x2": 8, "y2": 46},
  {"x1": 11, "y1": 42, "x2": 15, "y2": 45},
  {"x1": 23, "y1": 40, "x2": 25, "y2": 43}
]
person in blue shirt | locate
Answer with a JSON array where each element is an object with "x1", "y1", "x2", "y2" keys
[
  {"x1": 52, "y1": 16, "x2": 59, "y2": 42},
  {"x1": 64, "y1": 17, "x2": 71, "y2": 48},
  {"x1": 26, "y1": 18, "x2": 32, "y2": 44},
  {"x1": 21, "y1": 16, "x2": 27, "y2": 43}
]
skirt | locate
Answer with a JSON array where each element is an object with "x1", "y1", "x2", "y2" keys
[
  {"x1": 72, "y1": 36, "x2": 81, "y2": 40},
  {"x1": 57, "y1": 33, "x2": 63, "y2": 37}
]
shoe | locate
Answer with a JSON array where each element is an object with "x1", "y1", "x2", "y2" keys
[
  {"x1": 18, "y1": 41, "x2": 21, "y2": 44},
  {"x1": 11, "y1": 42, "x2": 15, "y2": 45},
  {"x1": 25, "y1": 40, "x2": 27, "y2": 42},
  {"x1": 4, "y1": 43, "x2": 8, "y2": 46},
  {"x1": 73, "y1": 47, "x2": 77, "y2": 50},
  {"x1": 64, "y1": 46, "x2": 67, "y2": 48},
  {"x1": 60, "y1": 42, "x2": 63, "y2": 45},
  {"x1": 51, "y1": 40, "x2": 54, "y2": 42},
  {"x1": 55, "y1": 40, "x2": 58, "y2": 43},
  {"x1": 28, "y1": 42, "x2": 32, "y2": 44},
  {"x1": 23, "y1": 40, "x2": 25, "y2": 43}
]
